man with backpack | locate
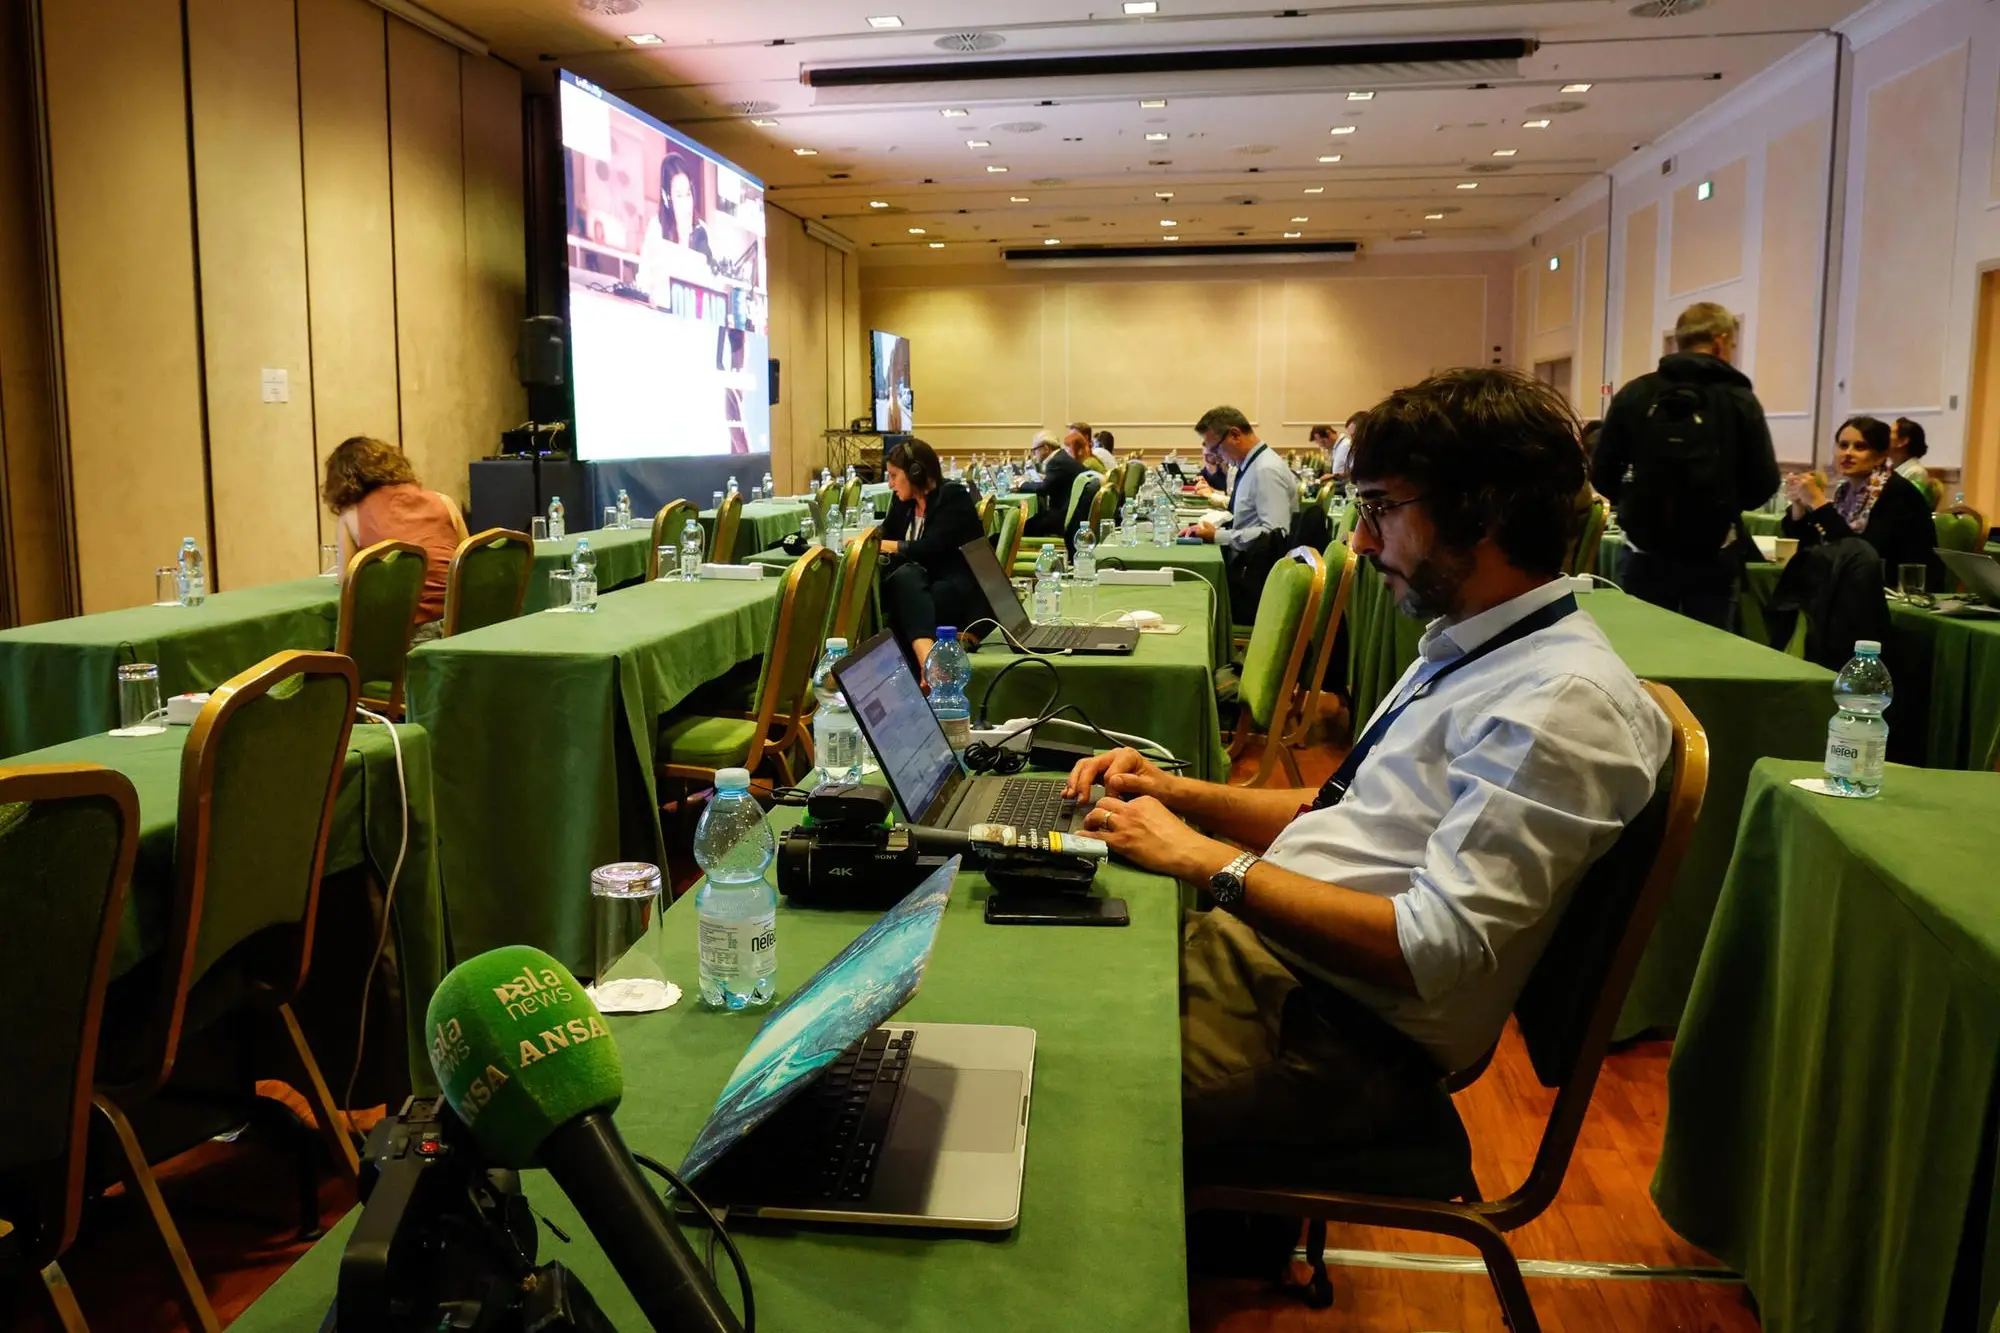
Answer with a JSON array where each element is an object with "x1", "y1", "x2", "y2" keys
[{"x1": 1593, "y1": 302, "x2": 1779, "y2": 630}]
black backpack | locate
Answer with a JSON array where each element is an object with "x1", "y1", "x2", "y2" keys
[{"x1": 1616, "y1": 382, "x2": 1735, "y2": 558}]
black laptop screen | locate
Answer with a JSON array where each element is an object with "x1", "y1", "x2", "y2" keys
[
  {"x1": 834, "y1": 632, "x2": 960, "y2": 821},
  {"x1": 958, "y1": 536, "x2": 1031, "y2": 635}
]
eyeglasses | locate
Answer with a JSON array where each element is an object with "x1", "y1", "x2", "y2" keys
[{"x1": 1355, "y1": 494, "x2": 1423, "y2": 534}]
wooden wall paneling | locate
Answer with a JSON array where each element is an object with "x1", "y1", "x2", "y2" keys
[
  {"x1": 794, "y1": 235, "x2": 828, "y2": 481},
  {"x1": 1536, "y1": 244, "x2": 1578, "y2": 337},
  {"x1": 1282, "y1": 276, "x2": 1488, "y2": 425},
  {"x1": 822, "y1": 237, "x2": 842, "y2": 457},
  {"x1": 298, "y1": 0, "x2": 397, "y2": 541},
  {"x1": 1512, "y1": 265, "x2": 1533, "y2": 370},
  {"x1": 187, "y1": 0, "x2": 317, "y2": 589},
  {"x1": 843, "y1": 248, "x2": 865, "y2": 451},
  {"x1": 861, "y1": 283, "x2": 1045, "y2": 453},
  {"x1": 1755, "y1": 116, "x2": 1832, "y2": 414},
  {"x1": 1619, "y1": 204, "x2": 1661, "y2": 386},
  {"x1": 1066, "y1": 280, "x2": 1259, "y2": 428},
  {"x1": 458, "y1": 51, "x2": 526, "y2": 505},
  {"x1": 386, "y1": 18, "x2": 468, "y2": 499},
  {"x1": 1580, "y1": 229, "x2": 1609, "y2": 414},
  {"x1": 41, "y1": 0, "x2": 209, "y2": 612},
  {"x1": 1669, "y1": 157, "x2": 1749, "y2": 298}
]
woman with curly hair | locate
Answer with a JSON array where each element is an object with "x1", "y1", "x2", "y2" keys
[{"x1": 321, "y1": 436, "x2": 468, "y2": 643}]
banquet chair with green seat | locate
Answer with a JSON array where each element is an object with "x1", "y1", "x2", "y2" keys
[
  {"x1": 0, "y1": 763, "x2": 138, "y2": 1333},
  {"x1": 829, "y1": 524, "x2": 883, "y2": 645},
  {"x1": 813, "y1": 480, "x2": 842, "y2": 527},
  {"x1": 335, "y1": 539, "x2": 425, "y2": 720},
  {"x1": 1284, "y1": 541, "x2": 1358, "y2": 747},
  {"x1": 1120, "y1": 458, "x2": 1145, "y2": 502},
  {"x1": 442, "y1": 528, "x2": 531, "y2": 637},
  {"x1": 975, "y1": 493, "x2": 995, "y2": 529},
  {"x1": 710, "y1": 490, "x2": 744, "y2": 564},
  {"x1": 1014, "y1": 477, "x2": 1101, "y2": 575},
  {"x1": 986, "y1": 502, "x2": 1024, "y2": 576},
  {"x1": 1087, "y1": 475, "x2": 1122, "y2": 536},
  {"x1": 90, "y1": 651, "x2": 362, "y2": 1331},
  {"x1": 648, "y1": 499, "x2": 697, "y2": 580},
  {"x1": 1935, "y1": 504, "x2": 1987, "y2": 555},
  {"x1": 842, "y1": 477, "x2": 863, "y2": 517},
  {"x1": 1190, "y1": 681, "x2": 1709, "y2": 1331},
  {"x1": 1222, "y1": 548, "x2": 1324, "y2": 788},
  {"x1": 658, "y1": 547, "x2": 838, "y2": 792},
  {"x1": 1565, "y1": 497, "x2": 1611, "y2": 577}
]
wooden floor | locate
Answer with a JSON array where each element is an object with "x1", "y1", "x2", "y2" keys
[{"x1": 1, "y1": 704, "x2": 1758, "y2": 1332}]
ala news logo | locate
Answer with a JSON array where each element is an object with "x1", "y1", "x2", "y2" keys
[
  {"x1": 491, "y1": 964, "x2": 575, "y2": 1020},
  {"x1": 430, "y1": 1016, "x2": 471, "y2": 1077}
]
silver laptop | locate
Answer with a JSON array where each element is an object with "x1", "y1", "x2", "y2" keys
[
  {"x1": 679, "y1": 859, "x2": 1035, "y2": 1230},
  {"x1": 833, "y1": 629, "x2": 1092, "y2": 836},
  {"x1": 959, "y1": 536, "x2": 1139, "y2": 654},
  {"x1": 1938, "y1": 548, "x2": 2000, "y2": 613}
]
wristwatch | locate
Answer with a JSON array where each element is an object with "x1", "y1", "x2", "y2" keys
[{"x1": 1208, "y1": 851, "x2": 1259, "y2": 909}]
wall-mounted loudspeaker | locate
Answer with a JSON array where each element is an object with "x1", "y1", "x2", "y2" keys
[{"x1": 517, "y1": 315, "x2": 566, "y2": 387}]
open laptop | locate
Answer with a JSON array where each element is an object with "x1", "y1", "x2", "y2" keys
[
  {"x1": 833, "y1": 629, "x2": 1091, "y2": 835},
  {"x1": 679, "y1": 859, "x2": 1035, "y2": 1230},
  {"x1": 959, "y1": 536, "x2": 1139, "y2": 654},
  {"x1": 1937, "y1": 548, "x2": 2000, "y2": 615}
]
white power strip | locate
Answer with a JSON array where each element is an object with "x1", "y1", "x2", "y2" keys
[
  {"x1": 1098, "y1": 568, "x2": 1173, "y2": 586},
  {"x1": 967, "y1": 718, "x2": 1043, "y2": 751}
]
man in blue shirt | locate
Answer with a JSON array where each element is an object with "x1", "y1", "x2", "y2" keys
[{"x1": 1182, "y1": 406, "x2": 1299, "y2": 618}]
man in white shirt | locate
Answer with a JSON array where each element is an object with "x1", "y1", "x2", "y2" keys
[
  {"x1": 1065, "y1": 367, "x2": 1670, "y2": 1202},
  {"x1": 1182, "y1": 406, "x2": 1300, "y2": 619}
]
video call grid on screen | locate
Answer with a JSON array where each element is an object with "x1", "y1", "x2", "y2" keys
[{"x1": 559, "y1": 70, "x2": 771, "y2": 461}]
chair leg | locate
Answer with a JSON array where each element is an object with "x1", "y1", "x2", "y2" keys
[
  {"x1": 90, "y1": 1095, "x2": 221, "y2": 1333},
  {"x1": 274, "y1": 1002, "x2": 362, "y2": 1182},
  {"x1": 1299, "y1": 1218, "x2": 1333, "y2": 1309},
  {"x1": 1277, "y1": 738, "x2": 1303, "y2": 787},
  {"x1": 40, "y1": 1258, "x2": 92, "y2": 1333},
  {"x1": 1472, "y1": 1228, "x2": 1541, "y2": 1333}
]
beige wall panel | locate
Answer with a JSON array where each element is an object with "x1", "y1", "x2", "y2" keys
[
  {"x1": 1755, "y1": 115, "x2": 1831, "y2": 414},
  {"x1": 1512, "y1": 265, "x2": 1533, "y2": 370},
  {"x1": 1066, "y1": 281, "x2": 1259, "y2": 427},
  {"x1": 1619, "y1": 204, "x2": 1661, "y2": 385},
  {"x1": 843, "y1": 249, "x2": 866, "y2": 446},
  {"x1": 299, "y1": 0, "x2": 398, "y2": 537},
  {"x1": 387, "y1": 19, "x2": 468, "y2": 497},
  {"x1": 822, "y1": 243, "x2": 843, "y2": 449},
  {"x1": 1282, "y1": 276, "x2": 1487, "y2": 424},
  {"x1": 1536, "y1": 245, "x2": 1577, "y2": 336},
  {"x1": 1669, "y1": 157, "x2": 1749, "y2": 297},
  {"x1": 1852, "y1": 44, "x2": 1968, "y2": 410},
  {"x1": 459, "y1": 53, "x2": 524, "y2": 506},
  {"x1": 1580, "y1": 229, "x2": 1608, "y2": 409},
  {"x1": 188, "y1": 0, "x2": 317, "y2": 590},
  {"x1": 43, "y1": 0, "x2": 209, "y2": 612},
  {"x1": 862, "y1": 285, "x2": 1045, "y2": 440},
  {"x1": 764, "y1": 212, "x2": 797, "y2": 482},
  {"x1": 793, "y1": 241, "x2": 829, "y2": 480}
]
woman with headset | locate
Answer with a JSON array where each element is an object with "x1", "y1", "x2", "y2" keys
[{"x1": 878, "y1": 438, "x2": 988, "y2": 668}]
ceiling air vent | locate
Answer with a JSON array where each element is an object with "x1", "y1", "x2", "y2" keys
[
  {"x1": 1032, "y1": 177, "x2": 1068, "y2": 187},
  {"x1": 575, "y1": 0, "x2": 641, "y2": 13},
  {"x1": 1233, "y1": 145, "x2": 1278, "y2": 156},
  {"x1": 1630, "y1": 0, "x2": 1709, "y2": 17},
  {"x1": 1060, "y1": 214, "x2": 1093, "y2": 223},
  {"x1": 1468, "y1": 161, "x2": 1513, "y2": 174},
  {"x1": 1524, "y1": 100, "x2": 1588, "y2": 116},
  {"x1": 1661, "y1": 155, "x2": 1677, "y2": 176},
  {"x1": 731, "y1": 100, "x2": 779, "y2": 116},
  {"x1": 993, "y1": 121, "x2": 1044, "y2": 134},
  {"x1": 934, "y1": 32, "x2": 1006, "y2": 53}
]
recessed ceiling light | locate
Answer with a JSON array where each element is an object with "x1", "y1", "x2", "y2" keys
[
  {"x1": 749, "y1": 118, "x2": 778, "y2": 127},
  {"x1": 793, "y1": 147, "x2": 818, "y2": 156},
  {"x1": 1162, "y1": 234, "x2": 1178, "y2": 240},
  {"x1": 867, "y1": 15, "x2": 903, "y2": 27},
  {"x1": 1045, "y1": 237, "x2": 1061, "y2": 244},
  {"x1": 1145, "y1": 132, "x2": 1170, "y2": 141},
  {"x1": 986, "y1": 165, "x2": 1008, "y2": 172},
  {"x1": 1140, "y1": 98, "x2": 1168, "y2": 108},
  {"x1": 929, "y1": 241, "x2": 945, "y2": 248},
  {"x1": 1318, "y1": 154, "x2": 1342, "y2": 163},
  {"x1": 1562, "y1": 82, "x2": 1593, "y2": 93},
  {"x1": 967, "y1": 139, "x2": 991, "y2": 148},
  {"x1": 1524, "y1": 118, "x2": 1552, "y2": 129},
  {"x1": 907, "y1": 227, "x2": 926, "y2": 234},
  {"x1": 1347, "y1": 90, "x2": 1374, "y2": 101},
  {"x1": 1408, "y1": 229, "x2": 1426, "y2": 237},
  {"x1": 1159, "y1": 219, "x2": 1177, "y2": 226},
  {"x1": 1329, "y1": 125, "x2": 1357, "y2": 136},
  {"x1": 869, "y1": 200, "x2": 890, "y2": 208},
  {"x1": 941, "y1": 108, "x2": 969, "y2": 118},
  {"x1": 1492, "y1": 148, "x2": 1518, "y2": 157},
  {"x1": 1291, "y1": 216, "x2": 1309, "y2": 222},
  {"x1": 1123, "y1": 0, "x2": 1158, "y2": 12},
  {"x1": 1456, "y1": 181, "x2": 1477, "y2": 189},
  {"x1": 1009, "y1": 195, "x2": 1030, "y2": 202},
  {"x1": 1303, "y1": 186, "x2": 1323, "y2": 194},
  {"x1": 1283, "y1": 231, "x2": 1302, "y2": 238},
  {"x1": 627, "y1": 32, "x2": 664, "y2": 45},
  {"x1": 1425, "y1": 211, "x2": 1445, "y2": 219},
  {"x1": 1155, "y1": 190, "x2": 1174, "y2": 199}
]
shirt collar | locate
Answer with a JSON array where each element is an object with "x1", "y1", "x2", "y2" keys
[
  {"x1": 1418, "y1": 578, "x2": 1573, "y2": 663},
  {"x1": 1237, "y1": 441, "x2": 1269, "y2": 471}
]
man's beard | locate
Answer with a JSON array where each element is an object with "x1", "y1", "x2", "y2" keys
[{"x1": 1375, "y1": 545, "x2": 1474, "y2": 620}]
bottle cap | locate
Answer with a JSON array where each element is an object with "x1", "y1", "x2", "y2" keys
[
  {"x1": 715, "y1": 767, "x2": 751, "y2": 790},
  {"x1": 937, "y1": 625, "x2": 958, "y2": 640},
  {"x1": 1854, "y1": 639, "x2": 1881, "y2": 654},
  {"x1": 826, "y1": 637, "x2": 848, "y2": 651}
]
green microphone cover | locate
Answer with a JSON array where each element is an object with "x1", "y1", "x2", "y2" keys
[{"x1": 426, "y1": 945, "x2": 625, "y2": 1168}]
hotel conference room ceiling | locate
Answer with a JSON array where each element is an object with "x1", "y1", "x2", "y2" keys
[{"x1": 417, "y1": 0, "x2": 1876, "y2": 259}]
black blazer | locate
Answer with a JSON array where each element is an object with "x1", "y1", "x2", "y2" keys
[
  {"x1": 1021, "y1": 449, "x2": 1085, "y2": 522},
  {"x1": 882, "y1": 479, "x2": 986, "y2": 596},
  {"x1": 1782, "y1": 470, "x2": 1943, "y2": 590}
]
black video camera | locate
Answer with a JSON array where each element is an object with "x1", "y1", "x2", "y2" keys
[
  {"x1": 323, "y1": 1097, "x2": 614, "y2": 1333},
  {"x1": 776, "y1": 784, "x2": 950, "y2": 909}
]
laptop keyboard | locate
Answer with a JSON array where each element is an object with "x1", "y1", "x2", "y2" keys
[
  {"x1": 988, "y1": 778, "x2": 1068, "y2": 833},
  {"x1": 775, "y1": 1026, "x2": 917, "y2": 1202},
  {"x1": 1031, "y1": 623, "x2": 1092, "y2": 650}
]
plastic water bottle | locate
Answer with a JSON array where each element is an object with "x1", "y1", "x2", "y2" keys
[
  {"x1": 726, "y1": 474, "x2": 739, "y2": 498},
  {"x1": 679, "y1": 518, "x2": 704, "y2": 582},
  {"x1": 762, "y1": 470, "x2": 775, "y2": 497},
  {"x1": 571, "y1": 538, "x2": 598, "y2": 611},
  {"x1": 692, "y1": 768, "x2": 777, "y2": 1009},
  {"x1": 615, "y1": 488, "x2": 632, "y2": 530},
  {"x1": 1123, "y1": 494, "x2": 1141, "y2": 544},
  {"x1": 800, "y1": 513, "x2": 818, "y2": 548},
  {"x1": 1071, "y1": 525, "x2": 1098, "y2": 624},
  {"x1": 924, "y1": 628, "x2": 973, "y2": 753},
  {"x1": 1825, "y1": 641, "x2": 1892, "y2": 797},
  {"x1": 810, "y1": 638, "x2": 863, "y2": 789},
  {"x1": 176, "y1": 537, "x2": 207, "y2": 607},
  {"x1": 1033, "y1": 551, "x2": 1061, "y2": 625},
  {"x1": 548, "y1": 495, "x2": 566, "y2": 541},
  {"x1": 824, "y1": 505, "x2": 844, "y2": 553},
  {"x1": 1152, "y1": 491, "x2": 1176, "y2": 546}
]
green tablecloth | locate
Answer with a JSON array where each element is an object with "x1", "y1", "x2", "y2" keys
[
  {"x1": 1743, "y1": 510, "x2": 1785, "y2": 538},
  {"x1": 700, "y1": 500, "x2": 811, "y2": 562},
  {"x1": 1344, "y1": 575, "x2": 1832, "y2": 1036},
  {"x1": 0, "y1": 578, "x2": 342, "y2": 758},
  {"x1": 226, "y1": 802, "x2": 1188, "y2": 1333},
  {"x1": 970, "y1": 581, "x2": 1229, "y2": 783},
  {"x1": 864, "y1": 481, "x2": 893, "y2": 517},
  {"x1": 525, "y1": 527, "x2": 656, "y2": 612},
  {"x1": 1000, "y1": 490, "x2": 1044, "y2": 517},
  {"x1": 1655, "y1": 760, "x2": 2000, "y2": 1333},
  {"x1": 3, "y1": 722, "x2": 445, "y2": 1092},
  {"x1": 404, "y1": 577, "x2": 782, "y2": 972},
  {"x1": 1887, "y1": 601, "x2": 2000, "y2": 772},
  {"x1": 1093, "y1": 537, "x2": 1233, "y2": 668}
]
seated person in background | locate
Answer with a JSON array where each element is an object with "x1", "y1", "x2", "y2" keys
[
  {"x1": 1093, "y1": 429, "x2": 1117, "y2": 461},
  {"x1": 322, "y1": 435, "x2": 468, "y2": 644},
  {"x1": 1191, "y1": 439, "x2": 1231, "y2": 499},
  {"x1": 1064, "y1": 367, "x2": 1670, "y2": 1201},
  {"x1": 1024, "y1": 430, "x2": 1058, "y2": 478},
  {"x1": 1307, "y1": 424, "x2": 1337, "y2": 479},
  {"x1": 878, "y1": 438, "x2": 988, "y2": 667},
  {"x1": 1073, "y1": 421, "x2": 1109, "y2": 474},
  {"x1": 1181, "y1": 407, "x2": 1298, "y2": 615},
  {"x1": 1782, "y1": 415, "x2": 1944, "y2": 590},
  {"x1": 1019, "y1": 425, "x2": 1092, "y2": 536},
  {"x1": 1891, "y1": 417, "x2": 1935, "y2": 498}
]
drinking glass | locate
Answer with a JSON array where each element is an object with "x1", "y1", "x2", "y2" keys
[
  {"x1": 531, "y1": 517, "x2": 550, "y2": 543},
  {"x1": 1097, "y1": 518, "x2": 1115, "y2": 547},
  {"x1": 656, "y1": 546, "x2": 675, "y2": 581},
  {"x1": 319, "y1": 543, "x2": 340, "y2": 576},
  {"x1": 1899, "y1": 564, "x2": 1928, "y2": 602},
  {"x1": 800, "y1": 515, "x2": 817, "y2": 547},
  {"x1": 751, "y1": 485, "x2": 764, "y2": 503},
  {"x1": 547, "y1": 568, "x2": 574, "y2": 611},
  {"x1": 603, "y1": 506, "x2": 620, "y2": 532},
  {"x1": 116, "y1": 663, "x2": 165, "y2": 735},
  {"x1": 711, "y1": 490, "x2": 724, "y2": 512},
  {"x1": 154, "y1": 566, "x2": 180, "y2": 606},
  {"x1": 588, "y1": 862, "x2": 674, "y2": 1012}
]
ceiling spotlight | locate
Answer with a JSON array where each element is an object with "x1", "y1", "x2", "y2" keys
[
  {"x1": 1283, "y1": 231, "x2": 1302, "y2": 238},
  {"x1": 1329, "y1": 125, "x2": 1357, "y2": 136},
  {"x1": 1318, "y1": 154, "x2": 1342, "y2": 163},
  {"x1": 1456, "y1": 181, "x2": 1477, "y2": 189},
  {"x1": 1155, "y1": 190, "x2": 1174, "y2": 199},
  {"x1": 1159, "y1": 219, "x2": 1177, "y2": 226},
  {"x1": 627, "y1": 32, "x2": 664, "y2": 45},
  {"x1": 1492, "y1": 148, "x2": 1518, "y2": 157},
  {"x1": 869, "y1": 200, "x2": 890, "y2": 208},
  {"x1": 1425, "y1": 211, "x2": 1445, "y2": 219},
  {"x1": 1045, "y1": 237, "x2": 1062, "y2": 244},
  {"x1": 1123, "y1": 1, "x2": 1159, "y2": 12},
  {"x1": 1561, "y1": 82, "x2": 1593, "y2": 93},
  {"x1": 1524, "y1": 118, "x2": 1551, "y2": 129},
  {"x1": 1145, "y1": 132, "x2": 1170, "y2": 141},
  {"x1": 1140, "y1": 98, "x2": 1168, "y2": 108},
  {"x1": 1162, "y1": 234, "x2": 1179, "y2": 240},
  {"x1": 967, "y1": 139, "x2": 991, "y2": 148},
  {"x1": 1347, "y1": 90, "x2": 1374, "y2": 101},
  {"x1": 866, "y1": 15, "x2": 903, "y2": 27},
  {"x1": 929, "y1": 241, "x2": 945, "y2": 248},
  {"x1": 750, "y1": 118, "x2": 778, "y2": 127},
  {"x1": 987, "y1": 164, "x2": 1009, "y2": 172},
  {"x1": 941, "y1": 108, "x2": 969, "y2": 117},
  {"x1": 793, "y1": 148, "x2": 819, "y2": 156},
  {"x1": 1408, "y1": 229, "x2": 1426, "y2": 237},
  {"x1": 1009, "y1": 195, "x2": 1030, "y2": 202},
  {"x1": 907, "y1": 227, "x2": 926, "y2": 234},
  {"x1": 1303, "y1": 186, "x2": 1323, "y2": 194}
]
